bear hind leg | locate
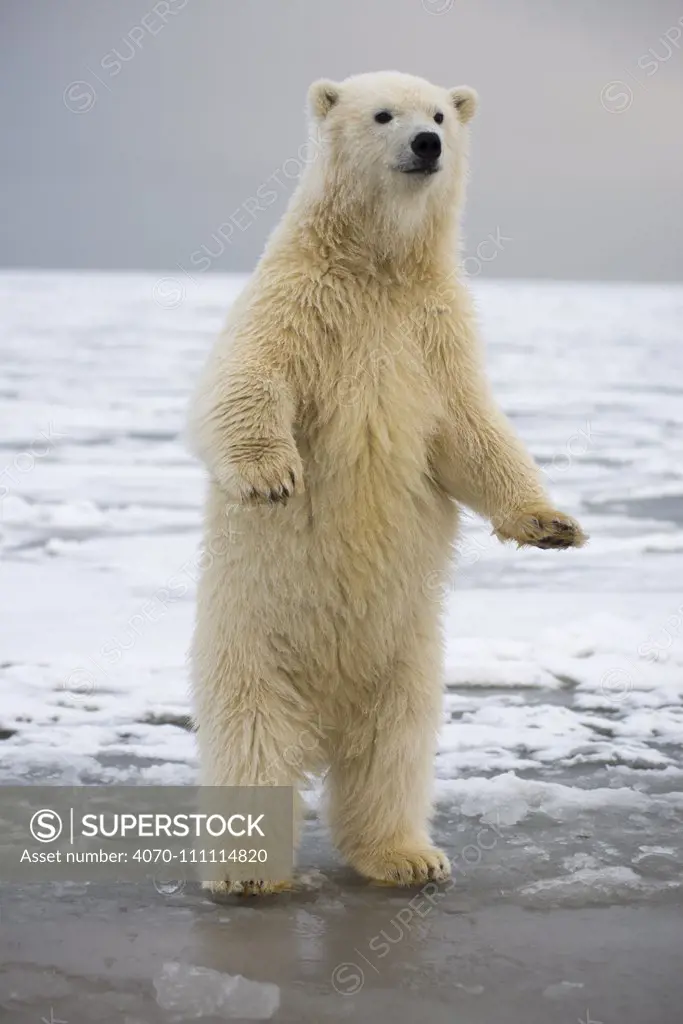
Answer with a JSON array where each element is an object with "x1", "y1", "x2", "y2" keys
[
  {"x1": 327, "y1": 639, "x2": 450, "y2": 887},
  {"x1": 194, "y1": 663, "x2": 314, "y2": 898}
]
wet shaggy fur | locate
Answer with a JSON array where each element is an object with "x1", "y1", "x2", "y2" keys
[{"x1": 188, "y1": 71, "x2": 586, "y2": 896}]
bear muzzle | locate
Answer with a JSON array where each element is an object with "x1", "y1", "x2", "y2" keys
[{"x1": 400, "y1": 131, "x2": 442, "y2": 175}]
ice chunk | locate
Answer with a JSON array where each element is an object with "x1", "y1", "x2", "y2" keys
[
  {"x1": 519, "y1": 865, "x2": 644, "y2": 897},
  {"x1": 543, "y1": 981, "x2": 585, "y2": 999},
  {"x1": 153, "y1": 962, "x2": 280, "y2": 1020}
]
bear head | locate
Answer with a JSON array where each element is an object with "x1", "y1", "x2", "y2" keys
[{"x1": 304, "y1": 71, "x2": 477, "y2": 250}]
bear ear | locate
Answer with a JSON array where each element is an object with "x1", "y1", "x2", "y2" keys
[
  {"x1": 449, "y1": 86, "x2": 478, "y2": 124},
  {"x1": 308, "y1": 79, "x2": 341, "y2": 119}
]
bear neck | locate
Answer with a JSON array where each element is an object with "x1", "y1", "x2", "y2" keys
[{"x1": 279, "y1": 168, "x2": 463, "y2": 281}]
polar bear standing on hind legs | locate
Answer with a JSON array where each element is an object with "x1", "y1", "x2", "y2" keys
[{"x1": 189, "y1": 71, "x2": 586, "y2": 897}]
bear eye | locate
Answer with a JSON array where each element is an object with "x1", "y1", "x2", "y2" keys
[
  {"x1": 434, "y1": 111, "x2": 444, "y2": 125},
  {"x1": 374, "y1": 110, "x2": 393, "y2": 124}
]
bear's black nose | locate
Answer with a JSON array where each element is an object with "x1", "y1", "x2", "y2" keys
[{"x1": 411, "y1": 131, "x2": 442, "y2": 162}]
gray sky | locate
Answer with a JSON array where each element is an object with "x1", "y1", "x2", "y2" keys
[{"x1": 2, "y1": 0, "x2": 682, "y2": 280}]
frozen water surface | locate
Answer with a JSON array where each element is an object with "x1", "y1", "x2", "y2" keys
[
  {"x1": 153, "y1": 962, "x2": 280, "y2": 1019},
  {"x1": 1, "y1": 272, "x2": 682, "y2": 1022}
]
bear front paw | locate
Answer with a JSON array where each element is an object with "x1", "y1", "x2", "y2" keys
[
  {"x1": 233, "y1": 447, "x2": 303, "y2": 505},
  {"x1": 494, "y1": 507, "x2": 587, "y2": 550}
]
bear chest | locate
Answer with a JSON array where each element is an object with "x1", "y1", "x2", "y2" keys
[{"x1": 300, "y1": 328, "x2": 443, "y2": 477}]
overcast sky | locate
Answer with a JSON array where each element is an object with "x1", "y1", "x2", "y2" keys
[{"x1": 1, "y1": 0, "x2": 682, "y2": 280}]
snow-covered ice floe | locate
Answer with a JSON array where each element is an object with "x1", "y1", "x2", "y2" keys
[{"x1": 0, "y1": 273, "x2": 682, "y2": 836}]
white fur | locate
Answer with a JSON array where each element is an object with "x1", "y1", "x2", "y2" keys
[{"x1": 188, "y1": 72, "x2": 586, "y2": 896}]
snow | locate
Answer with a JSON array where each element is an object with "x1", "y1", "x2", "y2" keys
[
  {"x1": 435, "y1": 770, "x2": 683, "y2": 823},
  {"x1": 1, "y1": 271, "x2": 682, "y2": 829}
]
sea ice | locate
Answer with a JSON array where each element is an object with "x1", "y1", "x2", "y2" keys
[{"x1": 153, "y1": 961, "x2": 280, "y2": 1020}]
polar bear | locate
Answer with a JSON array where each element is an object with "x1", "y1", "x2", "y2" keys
[{"x1": 188, "y1": 71, "x2": 586, "y2": 896}]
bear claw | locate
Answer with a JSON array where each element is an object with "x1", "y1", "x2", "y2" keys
[
  {"x1": 494, "y1": 508, "x2": 587, "y2": 550},
  {"x1": 351, "y1": 844, "x2": 451, "y2": 887},
  {"x1": 203, "y1": 878, "x2": 291, "y2": 899},
  {"x1": 234, "y1": 452, "x2": 302, "y2": 506}
]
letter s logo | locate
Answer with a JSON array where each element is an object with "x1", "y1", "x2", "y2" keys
[{"x1": 30, "y1": 809, "x2": 63, "y2": 843}]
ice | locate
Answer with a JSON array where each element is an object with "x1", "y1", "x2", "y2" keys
[
  {"x1": 542, "y1": 981, "x2": 585, "y2": 999},
  {"x1": 1, "y1": 271, "x2": 682, "y2": 1024},
  {"x1": 436, "y1": 770, "x2": 683, "y2": 824},
  {"x1": 0, "y1": 272, "x2": 682, "y2": 813},
  {"x1": 444, "y1": 651, "x2": 561, "y2": 689},
  {"x1": 454, "y1": 982, "x2": 485, "y2": 995},
  {"x1": 634, "y1": 845, "x2": 677, "y2": 861},
  {"x1": 519, "y1": 865, "x2": 650, "y2": 898},
  {"x1": 153, "y1": 961, "x2": 280, "y2": 1020},
  {"x1": 3, "y1": 967, "x2": 72, "y2": 1002}
]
